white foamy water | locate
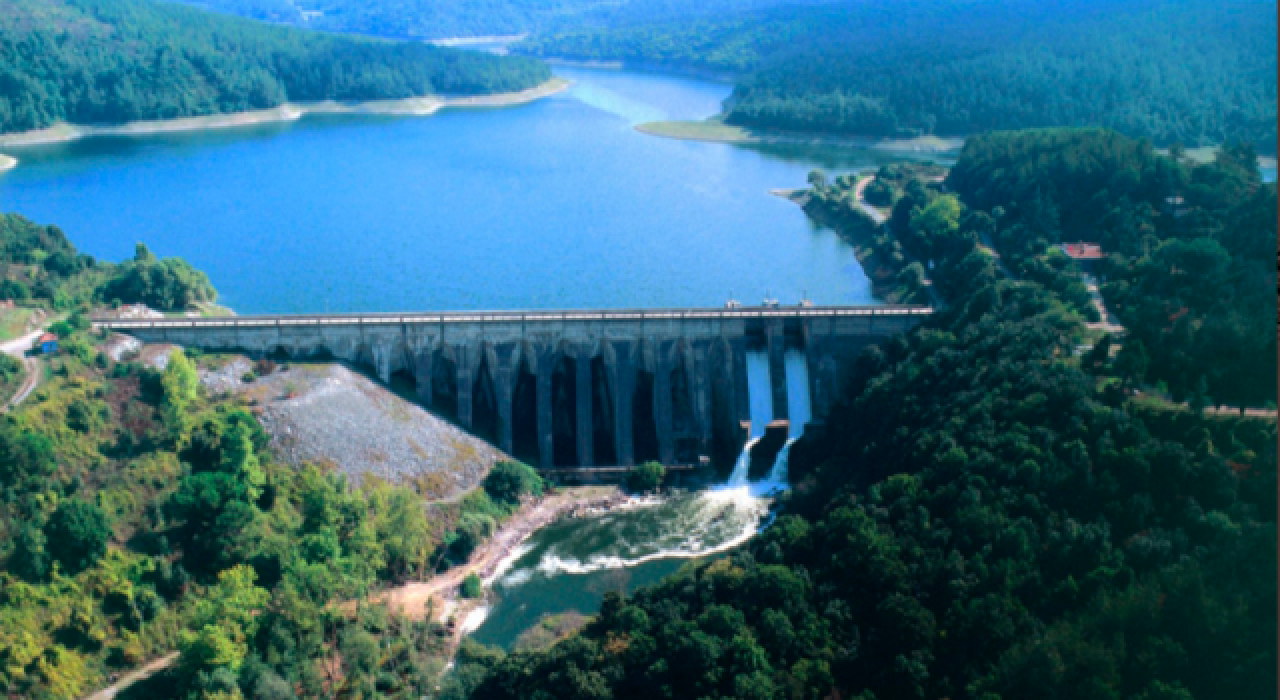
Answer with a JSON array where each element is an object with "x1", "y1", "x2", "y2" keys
[
  {"x1": 459, "y1": 604, "x2": 491, "y2": 634},
  {"x1": 468, "y1": 347, "x2": 813, "y2": 649}
]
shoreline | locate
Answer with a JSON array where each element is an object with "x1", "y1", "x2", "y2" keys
[
  {"x1": 370, "y1": 485, "x2": 624, "y2": 623},
  {"x1": 636, "y1": 119, "x2": 965, "y2": 154},
  {"x1": 541, "y1": 56, "x2": 737, "y2": 84},
  {"x1": 0, "y1": 78, "x2": 569, "y2": 154},
  {"x1": 430, "y1": 34, "x2": 527, "y2": 47}
]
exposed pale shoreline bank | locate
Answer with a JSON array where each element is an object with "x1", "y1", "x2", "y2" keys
[
  {"x1": 0, "y1": 154, "x2": 15, "y2": 172},
  {"x1": 429, "y1": 34, "x2": 527, "y2": 47},
  {"x1": 636, "y1": 119, "x2": 965, "y2": 154},
  {"x1": 0, "y1": 78, "x2": 569, "y2": 154}
]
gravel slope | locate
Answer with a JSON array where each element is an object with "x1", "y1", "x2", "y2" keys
[{"x1": 204, "y1": 361, "x2": 508, "y2": 501}]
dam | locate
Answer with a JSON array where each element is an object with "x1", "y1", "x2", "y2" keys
[{"x1": 97, "y1": 305, "x2": 931, "y2": 470}]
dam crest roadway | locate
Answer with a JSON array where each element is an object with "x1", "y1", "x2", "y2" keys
[{"x1": 98, "y1": 305, "x2": 931, "y2": 471}]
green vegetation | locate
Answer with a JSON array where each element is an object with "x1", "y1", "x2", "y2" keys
[
  {"x1": 1, "y1": 214, "x2": 215, "y2": 312},
  {"x1": 451, "y1": 127, "x2": 1276, "y2": 700},
  {"x1": 0, "y1": 0, "x2": 551, "y2": 134},
  {"x1": 510, "y1": 612, "x2": 589, "y2": 653},
  {"x1": 948, "y1": 129, "x2": 1277, "y2": 408},
  {"x1": 483, "y1": 460, "x2": 545, "y2": 506},
  {"x1": 176, "y1": 0, "x2": 820, "y2": 41},
  {"x1": 103, "y1": 245, "x2": 216, "y2": 312},
  {"x1": 625, "y1": 461, "x2": 665, "y2": 493},
  {"x1": 0, "y1": 232, "x2": 560, "y2": 697},
  {"x1": 523, "y1": 0, "x2": 1278, "y2": 149},
  {"x1": 0, "y1": 327, "x2": 458, "y2": 697},
  {"x1": 460, "y1": 573, "x2": 485, "y2": 600},
  {"x1": 803, "y1": 169, "x2": 945, "y2": 304}
]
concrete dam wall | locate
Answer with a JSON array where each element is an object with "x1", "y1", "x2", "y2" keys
[{"x1": 98, "y1": 306, "x2": 930, "y2": 470}]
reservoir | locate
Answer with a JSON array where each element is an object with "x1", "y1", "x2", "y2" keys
[{"x1": 0, "y1": 65, "x2": 934, "y2": 313}]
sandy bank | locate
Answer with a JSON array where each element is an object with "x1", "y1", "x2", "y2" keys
[
  {"x1": 637, "y1": 119, "x2": 964, "y2": 154},
  {"x1": 0, "y1": 154, "x2": 15, "y2": 172},
  {"x1": 0, "y1": 78, "x2": 569, "y2": 150},
  {"x1": 372, "y1": 486, "x2": 622, "y2": 621},
  {"x1": 430, "y1": 34, "x2": 527, "y2": 47}
]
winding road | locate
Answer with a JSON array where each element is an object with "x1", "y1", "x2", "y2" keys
[{"x1": 1, "y1": 329, "x2": 43, "y2": 412}]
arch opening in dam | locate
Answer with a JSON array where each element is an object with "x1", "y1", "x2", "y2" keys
[
  {"x1": 511, "y1": 354, "x2": 539, "y2": 465},
  {"x1": 551, "y1": 354, "x2": 579, "y2": 467},
  {"x1": 590, "y1": 355, "x2": 617, "y2": 465},
  {"x1": 431, "y1": 348, "x2": 459, "y2": 423},
  {"x1": 99, "y1": 305, "x2": 931, "y2": 469},
  {"x1": 472, "y1": 354, "x2": 501, "y2": 446}
]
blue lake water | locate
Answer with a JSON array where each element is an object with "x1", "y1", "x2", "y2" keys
[{"x1": 0, "y1": 66, "x2": 932, "y2": 313}]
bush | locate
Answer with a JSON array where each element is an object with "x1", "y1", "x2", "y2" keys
[
  {"x1": 626, "y1": 461, "x2": 666, "y2": 493},
  {"x1": 460, "y1": 573, "x2": 484, "y2": 599},
  {"x1": 483, "y1": 460, "x2": 544, "y2": 506},
  {"x1": 44, "y1": 498, "x2": 111, "y2": 575}
]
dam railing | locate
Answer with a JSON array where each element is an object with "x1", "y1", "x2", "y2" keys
[{"x1": 94, "y1": 304, "x2": 934, "y2": 330}]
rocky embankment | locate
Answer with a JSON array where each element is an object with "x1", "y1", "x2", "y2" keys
[{"x1": 201, "y1": 360, "x2": 507, "y2": 501}]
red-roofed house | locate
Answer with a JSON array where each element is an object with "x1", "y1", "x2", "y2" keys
[
  {"x1": 1059, "y1": 242, "x2": 1105, "y2": 273},
  {"x1": 36, "y1": 332, "x2": 58, "y2": 355}
]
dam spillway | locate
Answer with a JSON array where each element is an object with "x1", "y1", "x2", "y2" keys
[{"x1": 97, "y1": 305, "x2": 930, "y2": 470}]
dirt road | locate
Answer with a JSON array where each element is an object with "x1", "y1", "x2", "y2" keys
[
  {"x1": 854, "y1": 174, "x2": 888, "y2": 224},
  {"x1": 1, "y1": 329, "x2": 42, "y2": 412},
  {"x1": 82, "y1": 652, "x2": 178, "y2": 700}
]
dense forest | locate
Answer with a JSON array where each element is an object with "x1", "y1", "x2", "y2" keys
[
  {"x1": 172, "y1": 0, "x2": 837, "y2": 40},
  {"x1": 446, "y1": 128, "x2": 1277, "y2": 699},
  {"x1": 0, "y1": 0, "x2": 551, "y2": 134},
  {"x1": 0, "y1": 214, "x2": 553, "y2": 697},
  {"x1": 522, "y1": 0, "x2": 1278, "y2": 149},
  {"x1": 948, "y1": 130, "x2": 1277, "y2": 409}
]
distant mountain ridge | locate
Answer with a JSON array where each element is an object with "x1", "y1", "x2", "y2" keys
[{"x1": 0, "y1": 0, "x2": 551, "y2": 134}]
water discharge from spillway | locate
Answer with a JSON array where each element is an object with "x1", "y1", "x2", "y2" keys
[
  {"x1": 763, "y1": 349, "x2": 813, "y2": 486},
  {"x1": 469, "y1": 349, "x2": 814, "y2": 650},
  {"x1": 727, "y1": 351, "x2": 774, "y2": 486}
]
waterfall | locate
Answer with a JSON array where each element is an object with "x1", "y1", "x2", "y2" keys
[
  {"x1": 762, "y1": 351, "x2": 812, "y2": 488},
  {"x1": 763, "y1": 439, "x2": 796, "y2": 487},
  {"x1": 726, "y1": 351, "x2": 773, "y2": 486},
  {"x1": 726, "y1": 437, "x2": 760, "y2": 487}
]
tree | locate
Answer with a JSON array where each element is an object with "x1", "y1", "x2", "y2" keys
[
  {"x1": 483, "y1": 460, "x2": 543, "y2": 506},
  {"x1": 1115, "y1": 338, "x2": 1150, "y2": 388},
  {"x1": 1084, "y1": 333, "x2": 1113, "y2": 373},
  {"x1": 44, "y1": 499, "x2": 111, "y2": 575},
  {"x1": 460, "y1": 572, "x2": 484, "y2": 599},
  {"x1": 10, "y1": 523, "x2": 51, "y2": 581},
  {"x1": 626, "y1": 461, "x2": 666, "y2": 493},
  {"x1": 161, "y1": 349, "x2": 200, "y2": 438}
]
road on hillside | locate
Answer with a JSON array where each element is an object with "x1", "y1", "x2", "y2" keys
[{"x1": 1, "y1": 329, "x2": 43, "y2": 412}]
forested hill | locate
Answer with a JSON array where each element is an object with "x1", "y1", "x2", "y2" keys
[
  {"x1": 0, "y1": 0, "x2": 551, "y2": 134},
  {"x1": 445, "y1": 131, "x2": 1277, "y2": 700},
  {"x1": 521, "y1": 0, "x2": 1279, "y2": 150},
  {"x1": 172, "y1": 0, "x2": 838, "y2": 41}
]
